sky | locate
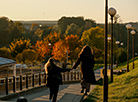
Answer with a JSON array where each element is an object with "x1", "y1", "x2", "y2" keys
[{"x1": 0, "y1": 0, "x2": 138, "y2": 23}]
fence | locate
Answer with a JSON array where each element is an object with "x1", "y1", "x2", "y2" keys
[{"x1": 0, "y1": 71, "x2": 81, "y2": 96}]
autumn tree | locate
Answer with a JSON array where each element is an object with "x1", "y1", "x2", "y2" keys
[
  {"x1": 64, "y1": 34, "x2": 81, "y2": 61},
  {"x1": 43, "y1": 32, "x2": 61, "y2": 45},
  {"x1": 10, "y1": 37, "x2": 31, "y2": 58},
  {"x1": 35, "y1": 40, "x2": 50, "y2": 61},
  {"x1": 52, "y1": 40, "x2": 69, "y2": 62}
]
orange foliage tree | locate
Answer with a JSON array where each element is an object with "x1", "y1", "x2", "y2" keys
[
  {"x1": 52, "y1": 40, "x2": 69, "y2": 62},
  {"x1": 64, "y1": 34, "x2": 82, "y2": 62},
  {"x1": 44, "y1": 32, "x2": 60, "y2": 44},
  {"x1": 35, "y1": 32, "x2": 61, "y2": 61},
  {"x1": 35, "y1": 40, "x2": 50, "y2": 61}
]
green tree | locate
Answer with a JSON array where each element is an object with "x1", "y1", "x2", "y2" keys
[
  {"x1": 0, "y1": 47, "x2": 11, "y2": 59},
  {"x1": 81, "y1": 26, "x2": 104, "y2": 50},
  {"x1": 0, "y1": 17, "x2": 9, "y2": 30},
  {"x1": 84, "y1": 19, "x2": 96, "y2": 30},
  {"x1": 65, "y1": 23, "x2": 79, "y2": 36},
  {"x1": 81, "y1": 27, "x2": 104, "y2": 62},
  {"x1": 22, "y1": 49, "x2": 37, "y2": 63},
  {"x1": 58, "y1": 16, "x2": 85, "y2": 34}
]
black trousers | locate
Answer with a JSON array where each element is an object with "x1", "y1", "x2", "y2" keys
[{"x1": 49, "y1": 85, "x2": 59, "y2": 102}]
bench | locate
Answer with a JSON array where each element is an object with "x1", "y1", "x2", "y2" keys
[{"x1": 120, "y1": 68, "x2": 127, "y2": 72}]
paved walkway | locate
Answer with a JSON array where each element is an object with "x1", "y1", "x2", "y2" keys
[{"x1": 7, "y1": 68, "x2": 101, "y2": 102}]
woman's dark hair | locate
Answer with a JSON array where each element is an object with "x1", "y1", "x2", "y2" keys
[
  {"x1": 45, "y1": 57, "x2": 54, "y2": 73},
  {"x1": 79, "y1": 45, "x2": 94, "y2": 58}
]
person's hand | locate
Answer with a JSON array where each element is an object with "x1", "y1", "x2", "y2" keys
[{"x1": 70, "y1": 68, "x2": 74, "y2": 70}]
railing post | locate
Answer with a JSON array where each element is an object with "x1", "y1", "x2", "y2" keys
[
  {"x1": 20, "y1": 75, "x2": 22, "y2": 90},
  {"x1": 80, "y1": 72, "x2": 81, "y2": 80},
  {"x1": 39, "y1": 73, "x2": 41, "y2": 85},
  {"x1": 63, "y1": 73, "x2": 65, "y2": 81},
  {"x1": 13, "y1": 76, "x2": 16, "y2": 92},
  {"x1": 77, "y1": 72, "x2": 79, "y2": 80},
  {"x1": 67, "y1": 72, "x2": 69, "y2": 81},
  {"x1": 74, "y1": 72, "x2": 76, "y2": 81},
  {"x1": 6, "y1": 77, "x2": 8, "y2": 95},
  {"x1": 44, "y1": 73, "x2": 46, "y2": 83},
  {"x1": 71, "y1": 72, "x2": 73, "y2": 81},
  {"x1": 26, "y1": 75, "x2": 28, "y2": 89},
  {"x1": 32, "y1": 74, "x2": 34, "y2": 87}
]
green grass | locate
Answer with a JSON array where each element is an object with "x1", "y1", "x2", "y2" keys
[{"x1": 84, "y1": 56, "x2": 138, "y2": 102}]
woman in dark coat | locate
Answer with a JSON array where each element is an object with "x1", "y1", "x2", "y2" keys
[
  {"x1": 45, "y1": 58, "x2": 70, "y2": 102},
  {"x1": 72, "y1": 45, "x2": 96, "y2": 94}
]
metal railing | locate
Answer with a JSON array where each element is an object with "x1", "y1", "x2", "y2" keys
[{"x1": 0, "y1": 71, "x2": 81, "y2": 96}]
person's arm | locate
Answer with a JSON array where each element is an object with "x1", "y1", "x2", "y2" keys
[
  {"x1": 72, "y1": 57, "x2": 81, "y2": 69},
  {"x1": 60, "y1": 68, "x2": 71, "y2": 72},
  {"x1": 55, "y1": 65, "x2": 71, "y2": 72}
]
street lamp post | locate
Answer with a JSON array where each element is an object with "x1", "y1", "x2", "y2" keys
[
  {"x1": 131, "y1": 30, "x2": 136, "y2": 69},
  {"x1": 108, "y1": 7, "x2": 116, "y2": 82},
  {"x1": 126, "y1": 24, "x2": 132, "y2": 72},
  {"x1": 107, "y1": 37, "x2": 111, "y2": 69},
  {"x1": 103, "y1": 0, "x2": 108, "y2": 101},
  {"x1": 115, "y1": 41, "x2": 120, "y2": 68}
]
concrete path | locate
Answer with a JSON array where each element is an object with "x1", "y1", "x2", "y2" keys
[{"x1": 7, "y1": 68, "x2": 101, "y2": 102}]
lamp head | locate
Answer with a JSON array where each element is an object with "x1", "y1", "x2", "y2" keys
[
  {"x1": 48, "y1": 43, "x2": 51, "y2": 46},
  {"x1": 120, "y1": 42, "x2": 123, "y2": 46},
  {"x1": 108, "y1": 7, "x2": 117, "y2": 16},
  {"x1": 131, "y1": 30, "x2": 136, "y2": 35},
  {"x1": 115, "y1": 41, "x2": 120, "y2": 45},
  {"x1": 107, "y1": 37, "x2": 111, "y2": 41},
  {"x1": 126, "y1": 24, "x2": 132, "y2": 30}
]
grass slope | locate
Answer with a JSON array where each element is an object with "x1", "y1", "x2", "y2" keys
[{"x1": 84, "y1": 56, "x2": 138, "y2": 102}]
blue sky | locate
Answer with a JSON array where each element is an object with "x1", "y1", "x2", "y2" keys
[{"x1": 0, "y1": 0, "x2": 137, "y2": 23}]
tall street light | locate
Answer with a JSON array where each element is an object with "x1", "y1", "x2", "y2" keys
[
  {"x1": 103, "y1": 0, "x2": 108, "y2": 101},
  {"x1": 115, "y1": 41, "x2": 120, "y2": 68},
  {"x1": 108, "y1": 7, "x2": 116, "y2": 82},
  {"x1": 126, "y1": 24, "x2": 132, "y2": 72},
  {"x1": 107, "y1": 37, "x2": 111, "y2": 69},
  {"x1": 131, "y1": 30, "x2": 136, "y2": 69}
]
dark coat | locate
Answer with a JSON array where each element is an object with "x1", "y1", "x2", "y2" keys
[
  {"x1": 72, "y1": 55, "x2": 96, "y2": 84},
  {"x1": 46, "y1": 64, "x2": 70, "y2": 87}
]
